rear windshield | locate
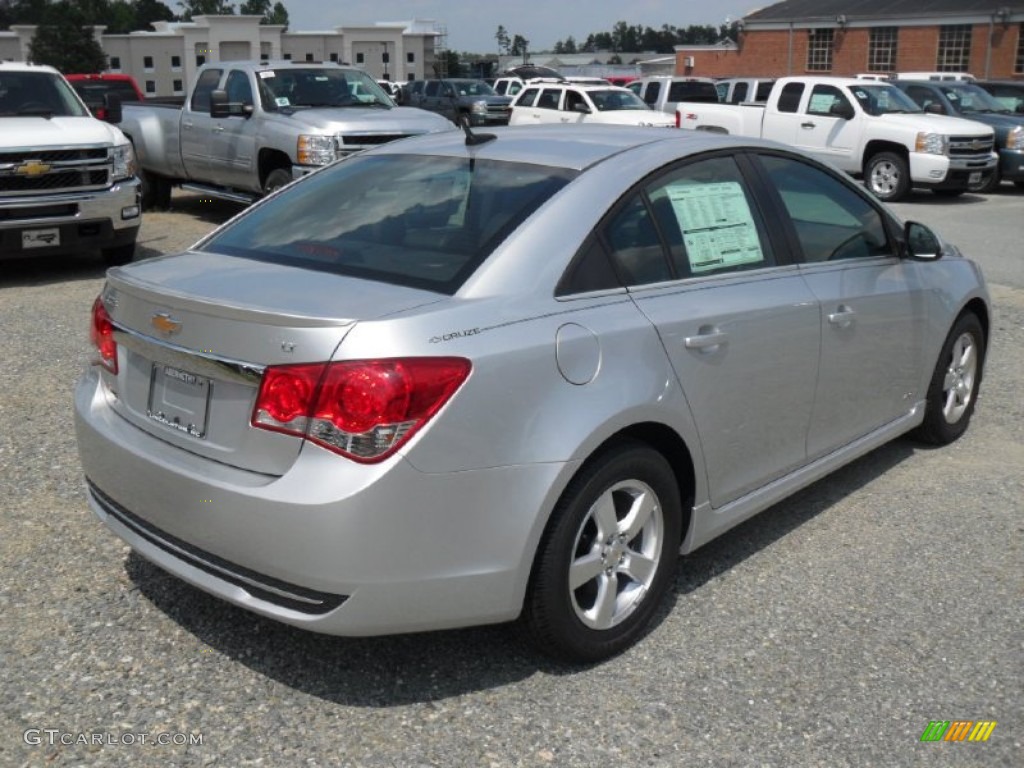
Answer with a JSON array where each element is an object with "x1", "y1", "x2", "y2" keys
[
  {"x1": 668, "y1": 82, "x2": 719, "y2": 103},
  {"x1": 71, "y1": 81, "x2": 142, "y2": 106},
  {"x1": 201, "y1": 154, "x2": 577, "y2": 294}
]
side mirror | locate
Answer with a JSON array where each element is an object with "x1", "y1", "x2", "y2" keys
[
  {"x1": 830, "y1": 101, "x2": 855, "y2": 120},
  {"x1": 210, "y1": 89, "x2": 229, "y2": 118},
  {"x1": 904, "y1": 221, "x2": 942, "y2": 260},
  {"x1": 101, "y1": 92, "x2": 122, "y2": 124},
  {"x1": 573, "y1": 103, "x2": 591, "y2": 114},
  {"x1": 924, "y1": 102, "x2": 945, "y2": 115}
]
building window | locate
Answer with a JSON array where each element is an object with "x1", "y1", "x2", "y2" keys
[
  {"x1": 283, "y1": 53, "x2": 292, "y2": 60},
  {"x1": 867, "y1": 27, "x2": 898, "y2": 72},
  {"x1": 143, "y1": 55, "x2": 154, "y2": 71},
  {"x1": 356, "y1": 52, "x2": 364, "y2": 64},
  {"x1": 261, "y1": 52, "x2": 269, "y2": 61},
  {"x1": 171, "y1": 55, "x2": 181, "y2": 70},
  {"x1": 806, "y1": 28, "x2": 834, "y2": 72},
  {"x1": 1016, "y1": 23, "x2": 1024, "y2": 74},
  {"x1": 172, "y1": 79, "x2": 183, "y2": 93},
  {"x1": 109, "y1": 56, "x2": 121, "y2": 70},
  {"x1": 305, "y1": 53, "x2": 314, "y2": 62},
  {"x1": 329, "y1": 52, "x2": 338, "y2": 62},
  {"x1": 196, "y1": 55, "x2": 205, "y2": 66},
  {"x1": 937, "y1": 24, "x2": 972, "y2": 71},
  {"x1": 145, "y1": 80, "x2": 156, "y2": 94},
  {"x1": 407, "y1": 52, "x2": 415, "y2": 64}
]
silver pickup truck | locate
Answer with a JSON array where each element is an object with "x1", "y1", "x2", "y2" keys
[{"x1": 116, "y1": 60, "x2": 454, "y2": 208}]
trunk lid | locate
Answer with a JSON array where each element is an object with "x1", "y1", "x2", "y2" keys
[{"x1": 101, "y1": 251, "x2": 445, "y2": 474}]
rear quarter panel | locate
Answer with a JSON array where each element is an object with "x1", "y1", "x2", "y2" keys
[{"x1": 119, "y1": 103, "x2": 187, "y2": 179}]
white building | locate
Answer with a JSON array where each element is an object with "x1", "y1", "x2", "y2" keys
[{"x1": 0, "y1": 15, "x2": 441, "y2": 96}]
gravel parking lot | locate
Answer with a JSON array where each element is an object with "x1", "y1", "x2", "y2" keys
[{"x1": 1, "y1": 185, "x2": 1021, "y2": 767}]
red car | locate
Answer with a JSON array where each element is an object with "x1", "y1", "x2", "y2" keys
[{"x1": 65, "y1": 73, "x2": 144, "y2": 118}]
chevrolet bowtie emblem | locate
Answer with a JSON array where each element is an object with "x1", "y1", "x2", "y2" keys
[
  {"x1": 151, "y1": 313, "x2": 182, "y2": 335},
  {"x1": 16, "y1": 160, "x2": 51, "y2": 176}
]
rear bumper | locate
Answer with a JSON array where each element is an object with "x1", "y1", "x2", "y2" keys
[
  {"x1": 74, "y1": 367, "x2": 572, "y2": 636},
  {"x1": 0, "y1": 178, "x2": 140, "y2": 258}
]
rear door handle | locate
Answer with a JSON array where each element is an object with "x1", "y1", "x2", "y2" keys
[
  {"x1": 684, "y1": 330, "x2": 729, "y2": 350},
  {"x1": 827, "y1": 306, "x2": 857, "y2": 328}
]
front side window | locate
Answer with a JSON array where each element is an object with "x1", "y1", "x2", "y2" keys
[
  {"x1": 225, "y1": 70, "x2": 253, "y2": 106},
  {"x1": 758, "y1": 154, "x2": 890, "y2": 263},
  {"x1": 806, "y1": 84, "x2": 852, "y2": 116},
  {"x1": 201, "y1": 155, "x2": 577, "y2": 294}
]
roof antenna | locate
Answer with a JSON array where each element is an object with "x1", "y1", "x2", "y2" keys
[{"x1": 460, "y1": 115, "x2": 496, "y2": 146}]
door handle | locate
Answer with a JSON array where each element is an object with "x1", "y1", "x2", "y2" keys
[
  {"x1": 801, "y1": 121, "x2": 815, "y2": 129},
  {"x1": 827, "y1": 306, "x2": 856, "y2": 328},
  {"x1": 213, "y1": 124, "x2": 225, "y2": 132},
  {"x1": 684, "y1": 330, "x2": 729, "y2": 350}
]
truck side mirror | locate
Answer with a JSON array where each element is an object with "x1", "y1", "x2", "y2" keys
[
  {"x1": 101, "y1": 92, "x2": 122, "y2": 124},
  {"x1": 210, "y1": 89, "x2": 230, "y2": 118},
  {"x1": 924, "y1": 102, "x2": 945, "y2": 115},
  {"x1": 830, "y1": 101, "x2": 855, "y2": 120}
]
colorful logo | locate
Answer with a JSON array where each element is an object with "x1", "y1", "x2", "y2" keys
[{"x1": 920, "y1": 720, "x2": 997, "y2": 742}]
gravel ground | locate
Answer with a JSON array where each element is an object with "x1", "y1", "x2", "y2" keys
[{"x1": 1, "y1": 190, "x2": 1021, "y2": 767}]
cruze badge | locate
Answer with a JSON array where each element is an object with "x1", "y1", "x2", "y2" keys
[{"x1": 151, "y1": 313, "x2": 182, "y2": 335}]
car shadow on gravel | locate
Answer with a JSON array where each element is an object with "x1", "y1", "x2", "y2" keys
[
  {"x1": 124, "y1": 437, "x2": 916, "y2": 705},
  {"x1": 0, "y1": 242, "x2": 169, "y2": 289}
]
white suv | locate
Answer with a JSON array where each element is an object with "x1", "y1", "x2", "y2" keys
[{"x1": 509, "y1": 82, "x2": 675, "y2": 127}]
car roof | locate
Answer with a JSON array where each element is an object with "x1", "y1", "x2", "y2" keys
[{"x1": 367, "y1": 124, "x2": 774, "y2": 172}]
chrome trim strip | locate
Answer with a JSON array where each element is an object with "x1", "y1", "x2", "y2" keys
[{"x1": 113, "y1": 325, "x2": 265, "y2": 385}]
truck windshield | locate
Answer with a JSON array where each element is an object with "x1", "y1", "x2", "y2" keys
[
  {"x1": 848, "y1": 84, "x2": 924, "y2": 116},
  {"x1": 200, "y1": 153, "x2": 577, "y2": 294},
  {"x1": 939, "y1": 84, "x2": 1011, "y2": 115},
  {"x1": 257, "y1": 68, "x2": 393, "y2": 109},
  {"x1": 0, "y1": 71, "x2": 89, "y2": 118}
]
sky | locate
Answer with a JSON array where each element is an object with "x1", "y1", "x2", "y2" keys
[{"x1": 277, "y1": 1, "x2": 768, "y2": 54}]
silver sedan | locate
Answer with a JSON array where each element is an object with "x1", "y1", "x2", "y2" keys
[{"x1": 74, "y1": 125, "x2": 989, "y2": 661}]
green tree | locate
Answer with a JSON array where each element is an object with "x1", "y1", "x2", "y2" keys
[
  {"x1": 179, "y1": 0, "x2": 234, "y2": 21},
  {"x1": 136, "y1": 0, "x2": 176, "y2": 28},
  {"x1": 494, "y1": 24, "x2": 509, "y2": 55},
  {"x1": 28, "y1": 2, "x2": 107, "y2": 72},
  {"x1": 509, "y1": 33, "x2": 528, "y2": 59}
]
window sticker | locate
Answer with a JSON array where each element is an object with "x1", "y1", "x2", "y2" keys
[
  {"x1": 275, "y1": 97, "x2": 290, "y2": 107},
  {"x1": 808, "y1": 92, "x2": 836, "y2": 113},
  {"x1": 258, "y1": 71, "x2": 275, "y2": 79},
  {"x1": 666, "y1": 181, "x2": 764, "y2": 273}
]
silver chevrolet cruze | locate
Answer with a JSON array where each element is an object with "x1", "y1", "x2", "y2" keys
[{"x1": 75, "y1": 126, "x2": 989, "y2": 661}]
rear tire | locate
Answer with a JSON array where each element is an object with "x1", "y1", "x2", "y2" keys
[
  {"x1": 913, "y1": 313, "x2": 985, "y2": 445},
  {"x1": 864, "y1": 152, "x2": 910, "y2": 202},
  {"x1": 522, "y1": 441, "x2": 681, "y2": 662},
  {"x1": 139, "y1": 169, "x2": 171, "y2": 210}
]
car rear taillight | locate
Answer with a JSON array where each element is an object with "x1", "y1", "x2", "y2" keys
[
  {"x1": 90, "y1": 296, "x2": 117, "y2": 373},
  {"x1": 252, "y1": 358, "x2": 471, "y2": 462}
]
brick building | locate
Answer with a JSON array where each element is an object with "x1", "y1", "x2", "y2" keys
[{"x1": 675, "y1": 0, "x2": 1024, "y2": 80}]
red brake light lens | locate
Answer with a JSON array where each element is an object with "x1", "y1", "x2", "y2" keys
[
  {"x1": 90, "y1": 297, "x2": 117, "y2": 373},
  {"x1": 252, "y1": 358, "x2": 471, "y2": 462}
]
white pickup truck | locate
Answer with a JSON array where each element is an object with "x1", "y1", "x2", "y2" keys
[
  {"x1": 0, "y1": 62, "x2": 140, "y2": 265},
  {"x1": 676, "y1": 76, "x2": 997, "y2": 201}
]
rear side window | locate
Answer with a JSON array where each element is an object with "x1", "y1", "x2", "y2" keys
[
  {"x1": 202, "y1": 154, "x2": 577, "y2": 294},
  {"x1": 537, "y1": 89, "x2": 560, "y2": 109},
  {"x1": 777, "y1": 82, "x2": 804, "y2": 113},
  {"x1": 643, "y1": 81, "x2": 660, "y2": 105},
  {"x1": 731, "y1": 82, "x2": 749, "y2": 103},
  {"x1": 190, "y1": 68, "x2": 222, "y2": 113},
  {"x1": 425, "y1": 81, "x2": 440, "y2": 96}
]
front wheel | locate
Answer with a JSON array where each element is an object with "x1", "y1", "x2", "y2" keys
[
  {"x1": 969, "y1": 168, "x2": 1000, "y2": 194},
  {"x1": 522, "y1": 442, "x2": 682, "y2": 662},
  {"x1": 263, "y1": 168, "x2": 292, "y2": 196},
  {"x1": 864, "y1": 152, "x2": 911, "y2": 202},
  {"x1": 913, "y1": 313, "x2": 985, "y2": 445}
]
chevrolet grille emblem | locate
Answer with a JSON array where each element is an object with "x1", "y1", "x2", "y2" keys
[
  {"x1": 151, "y1": 313, "x2": 182, "y2": 335},
  {"x1": 16, "y1": 160, "x2": 51, "y2": 176}
]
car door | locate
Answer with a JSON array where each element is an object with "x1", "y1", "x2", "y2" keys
[
  {"x1": 181, "y1": 68, "x2": 222, "y2": 182},
  {"x1": 755, "y1": 152, "x2": 927, "y2": 460},
  {"x1": 606, "y1": 153, "x2": 821, "y2": 508},
  {"x1": 791, "y1": 84, "x2": 858, "y2": 167},
  {"x1": 208, "y1": 68, "x2": 258, "y2": 191}
]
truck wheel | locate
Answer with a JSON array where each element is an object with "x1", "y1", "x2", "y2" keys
[
  {"x1": 139, "y1": 170, "x2": 171, "y2": 210},
  {"x1": 101, "y1": 243, "x2": 135, "y2": 267},
  {"x1": 263, "y1": 168, "x2": 292, "y2": 195},
  {"x1": 864, "y1": 152, "x2": 910, "y2": 202}
]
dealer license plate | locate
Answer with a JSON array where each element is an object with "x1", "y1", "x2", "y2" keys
[
  {"x1": 147, "y1": 364, "x2": 212, "y2": 439},
  {"x1": 22, "y1": 228, "x2": 60, "y2": 249}
]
